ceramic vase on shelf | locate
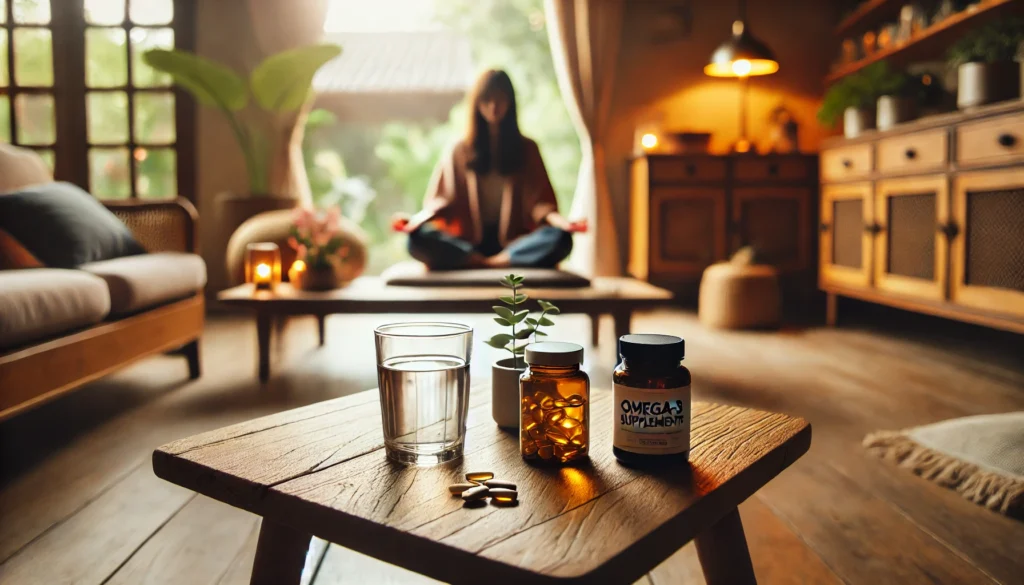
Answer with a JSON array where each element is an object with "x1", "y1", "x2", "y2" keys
[
  {"x1": 957, "y1": 61, "x2": 1021, "y2": 109},
  {"x1": 843, "y1": 106, "x2": 875, "y2": 138},
  {"x1": 876, "y1": 95, "x2": 916, "y2": 131},
  {"x1": 492, "y1": 357, "x2": 524, "y2": 429}
]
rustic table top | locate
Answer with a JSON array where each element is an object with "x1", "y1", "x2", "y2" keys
[
  {"x1": 216, "y1": 277, "x2": 672, "y2": 313},
  {"x1": 153, "y1": 385, "x2": 810, "y2": 584}
]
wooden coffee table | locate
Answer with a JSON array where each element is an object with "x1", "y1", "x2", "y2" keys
[
  {"x1": 218, "y1": 276, "x2": 673, "y2": 382},
  {"x1": 153, "y1": 384, "x2": 811, "y2": 584}
]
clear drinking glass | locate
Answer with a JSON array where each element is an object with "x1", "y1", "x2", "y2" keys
[{"x1": 375, "y1": 322, "x2": 473, "y2": 465}]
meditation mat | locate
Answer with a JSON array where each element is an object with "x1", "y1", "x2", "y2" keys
[
  {"x1": 864, "y1": 412, "x2": 1024, "y2": 519},
  {"x1": 381, "y1": 261, "x2": 591, "y2": 288}
]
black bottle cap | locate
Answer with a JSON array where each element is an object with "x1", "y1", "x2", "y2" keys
[{"x1": 618, "y1": 334, "x2": 685, "y2": 361}]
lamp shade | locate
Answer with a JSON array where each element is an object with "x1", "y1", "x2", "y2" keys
[{"x1": 704, "y1": 21, "x2": 779, "y2": 77}]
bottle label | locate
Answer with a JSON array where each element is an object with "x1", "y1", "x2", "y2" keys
[{"x1": 612, "y1": 383, "x2": 690, "y2": 455}]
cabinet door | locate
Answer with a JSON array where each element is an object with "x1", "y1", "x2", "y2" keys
[
  {"x1": 820, "y1": 183, "x2": 873, "y2": 289},
  {"x1": 650, "y1": 187, "x2": 727, "y2": 278},
  {"x1": 950, "y1": 171, "x2": 1024, "y2": 318},
  {"x1": 733, "y1": 187, "x2": 811, "y2": 272},
  {"x1": 873, "y1": 176, "x2": 948, "y2": 300}
]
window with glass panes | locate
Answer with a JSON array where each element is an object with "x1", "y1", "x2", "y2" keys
[{"x1": 0, "y1": 0, "x2": 194, "y2": 200}]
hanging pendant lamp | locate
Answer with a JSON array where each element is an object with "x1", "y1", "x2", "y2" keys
[{"x1": 703, "y1": 0, "x2": 779, "y2": 78}]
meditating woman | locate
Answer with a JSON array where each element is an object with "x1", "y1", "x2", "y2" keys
[{"x1": 392, "y1": 69, "x2": 586, "y2": 269}]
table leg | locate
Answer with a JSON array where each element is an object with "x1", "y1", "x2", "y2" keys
[
  {"x1": 256, "y1": 312, "x2": 271, "y2": 383},
  {"x1": 825, "y1": 293, "x2": 838, "y2": 327},
  {"x1": 589, "y1": 313, "x2": 600, "y2": 347},
  {"x1": 613, "y1": 311, "x2": 632, "y2": 341},
  {"x1": 250, "y1": 518, "x2": 312, "y2": 585},
  {"x1": 317, "y1": 314, "x2": 326, "y2": 347},
  {"x1": 694, "y1": 507, "x2": 757, "y2": 585}
]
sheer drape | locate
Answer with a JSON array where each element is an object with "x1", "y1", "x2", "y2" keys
[{"x1": 545, "y1": 0, "x2": 624, "y2": 277}]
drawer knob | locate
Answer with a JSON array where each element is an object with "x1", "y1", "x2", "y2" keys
[
  {"x1": 904, "y1": 148, "x2": 917, "y2": 159},
  {"x1": 864, "y1": 223, "x2": 883, "y2": 234},
  {"x1": 997, "y1": 134, "x2": 1017, "y2": 148},
  {"x1": 937, "y1": 222, "x2": 960, "y2": 239},
  {"x1": 819, "y1": 222, "x2": 831, "y2": 232},
  {"x1": 841, "y1": 159, "x2": 852, "y2": 168},
  {"x1": 768, "y1": 163, "x2": 780, "y2": 176},
  {"x1": 685, "y1": 163, "x2": 697, "y2": 175}
]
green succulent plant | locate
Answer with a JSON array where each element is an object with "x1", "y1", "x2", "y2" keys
[
  {"x1": 485, "y1": 274, "x2": 560, "y2": 368},
  {"x1": 143, "y1": 44, "x2": 342, "y2": 194},
  {"x1": 818, "y1": 62, "x2": 912, "y2": 128},
  {"x1": 947, "y1": 18, "x2": 1024, "y2": 67}
]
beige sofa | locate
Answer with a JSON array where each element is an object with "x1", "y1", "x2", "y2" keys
[{"x1": 0, "y1": 144, "x2": 206, "y2": 420}]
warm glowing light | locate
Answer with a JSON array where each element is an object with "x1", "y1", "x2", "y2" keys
[
  {"x1": 291, "y1": 260, "x2": 306, "y2": 272},
  {"x1": 731, "y1": 59, "x2": 752, "y2": 76},
  {"x1": 640, "y1": 133, "x2": 659, "y2": 150},
  {"x1": 255, "y1": 263, "x2": 271, "y2": 279},
  {"x1": 133, "y1": 148, "x2": 148, "y2": 162},
  {"x1": 921, "y1": 74, "x2": 932, "y2": 86}
]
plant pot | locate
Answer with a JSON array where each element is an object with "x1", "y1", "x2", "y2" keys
[
  {"x1": 843, "y1": 107, "x2": 875, "y2": 138},
  {"x1": 217, "y1": 192, "x2": 298, "y2": 243},
  {"x1": 957, "y1": 61, "x2": 1021, "y2": 109},
  {"x1": 294, "y1": 265, "x2": 342, "y2": 291},
  {"x1": 876, "y1": 95, "x2": 916, "y2": 131},
  {"x1": 492, "y1": 357, "x2": 524, "y2": 429}
]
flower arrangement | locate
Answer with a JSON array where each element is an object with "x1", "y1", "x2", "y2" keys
[
  {"x1": 288, "y1": 206, "x2": 350, "y2": 272},
  {"x1": 485, "y1": 274, "x2": 561, "y2": 368}
]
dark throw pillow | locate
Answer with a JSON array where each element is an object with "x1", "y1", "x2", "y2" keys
[{"x1": 0, "y1": 182, "x2": 145, "y2": 268}]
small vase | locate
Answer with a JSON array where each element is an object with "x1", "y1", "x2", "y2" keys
[
  {"x1": 876, "y1": 95, "x2": 916, "y2": 131},
  {"x1": 296, "y1": 266, "x2": 341, "y2": 291},
  {"x1": 492, "y1": 357, "x2": 524, "y2": 429},
  {"x1": 843, "y1": 107, "x2": 875, "y2": 138}
]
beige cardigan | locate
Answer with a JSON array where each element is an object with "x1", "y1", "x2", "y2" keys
[{"x1": 408, "y1": 138, "x2": 559, "y2": 246}]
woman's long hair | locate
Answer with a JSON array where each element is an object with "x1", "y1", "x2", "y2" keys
[{"x1": 465, "y1": 69, "x2": 525, "y2": 175}]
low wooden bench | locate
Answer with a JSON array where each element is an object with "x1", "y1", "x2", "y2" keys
[{"x1": 218, "y1": 276, "x2": 673, "y2": 382}]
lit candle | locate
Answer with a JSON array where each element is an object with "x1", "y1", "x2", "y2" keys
[
  {"x1": 245, "y1": 243, "x2": 281, "y2": 291},
  {"x1": 288, "y1": 259, "x2": 306, "y2": 288}
]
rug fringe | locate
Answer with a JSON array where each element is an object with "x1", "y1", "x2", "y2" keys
[{"x1": 863, "y1": 431, "x2": 1023, "y2": 520}]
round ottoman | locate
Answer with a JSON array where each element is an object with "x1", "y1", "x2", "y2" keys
[
  {"x1": 225, "y1": 209, "x2": 369, "y2": 285},
  {"x1": 698, "y1": 262, "x2": 781, "y2": 329}
]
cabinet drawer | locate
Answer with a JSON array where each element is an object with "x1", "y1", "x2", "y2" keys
[
  {"x1": 821, "y1": 144, "x2": 873, "y2": 181},
  {"x1": 956, "y1": 113, "x2": 1024, "y2": 166},
  {"x1": 877, "y1": 130, "x2": 947, "y2": 173},
  {"x1": 735, "y1": 157, "x2": 812, "y2": 182},
  {"x1": 648, "y1": 157, "x2": 727, "y2": 183}
]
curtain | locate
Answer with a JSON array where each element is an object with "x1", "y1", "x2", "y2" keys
[
  {"x1": 246, "y1": 0, "x2": 330, "y2": 204},
  {"x1": 545, "y1": 0, "x2": 624, "y2": 277}
]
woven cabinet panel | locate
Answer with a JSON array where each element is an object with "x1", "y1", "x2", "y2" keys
[
  {"x1": 110, "y1": 207, "x2": 191, "y2": 253},
  {"x1": 660, "y1": 198, "x2": 716, "y2": 264},
  {"x1": 966, "y1": 188, "x2": 1024, "y2": 292},
  {"x1": 887, "y1": 193, "x2": 936, "y2": 280},
  {"x1": 740, "y1": 198, "x2": 800, "y2": 265},
  {"x1": 832, "y1": 199, "x2": 863, "y2": 269}
]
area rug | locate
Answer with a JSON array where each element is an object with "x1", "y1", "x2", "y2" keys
[{"x1": 864, "y1": 412, "x2": 1024, "y2": 520}]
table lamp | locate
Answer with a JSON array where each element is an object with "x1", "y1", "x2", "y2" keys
[{"x1": 703, "y1": 0, "x2": 779, "y2": 153}]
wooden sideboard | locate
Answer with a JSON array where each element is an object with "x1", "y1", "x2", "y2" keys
[
  {"x1": 628, "y1": 154, "x2": 818, "y2": 291},
  {"x1": 819, "y1": 100, "x2": 1024, "y2": 333}
]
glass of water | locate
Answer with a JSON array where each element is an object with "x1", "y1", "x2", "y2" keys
[{"x1": 374, "y1": 322, "x2": 473, "y2": 465}]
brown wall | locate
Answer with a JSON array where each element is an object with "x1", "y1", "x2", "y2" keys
[{"x1": 606, "y1": 0, "x2": 838, "y2": 265}]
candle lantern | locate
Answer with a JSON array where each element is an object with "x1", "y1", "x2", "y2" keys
[{"x1": 245, "y1": 243, "x2": 281, "y2": 290}]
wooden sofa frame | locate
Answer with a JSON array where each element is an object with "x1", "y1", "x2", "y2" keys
[{"x1": 0, "y1": 198, "x2": 204, "y2": 420}]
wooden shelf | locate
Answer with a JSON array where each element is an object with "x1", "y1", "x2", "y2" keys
[
  {"x1": 826, "y1": 0, "x2": 1024, "y2": 84},
  {"x1": 835, "y1": 0, "x2": 900, "y2": 36}
]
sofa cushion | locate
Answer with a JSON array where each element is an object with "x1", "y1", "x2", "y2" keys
[
  {"x1": 79, "y1": 253, "x2": 206, "y2": 315},
  {"x1": 382, "y1": 261, "x2": 591, "y2": 288},
  {"x1": 0, "y1": 269, "x2": 110, "y2": 349},
  {"x1": 0, "y1": 181, "x2": 146, "y2": 268},
  {"x1": 0, "y1": 143, "x2": 52, "y2": 194}
]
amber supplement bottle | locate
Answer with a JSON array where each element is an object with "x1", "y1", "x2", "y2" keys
[
  {"x1": 520, "y1": 342, "x2": 589, "y2": 464},
  {"x1": 612, "y1": 334, "x2": 690, "y2": 464}
]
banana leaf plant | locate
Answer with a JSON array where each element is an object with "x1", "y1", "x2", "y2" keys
[
  {"x1": 142, "y1": 44, "x2": 341, "y2": 194},
  {"x1": 485, "y1": 274, "x2": 561, "y2": 368}
]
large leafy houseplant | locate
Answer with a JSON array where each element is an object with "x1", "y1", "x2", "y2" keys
[{"x1": 143, "y1": 44, "x2": 341, "y2": 195}]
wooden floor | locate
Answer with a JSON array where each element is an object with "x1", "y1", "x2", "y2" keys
[{"x1": 0, "y1": 304, "x2": 1022, "y2": 584}]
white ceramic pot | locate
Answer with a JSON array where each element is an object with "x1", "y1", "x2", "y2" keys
[
  {"x1": 843, "y1": 107, "x2": 875, "y2": 138},
  {"x1": 957, "y1": 61, "x2": 1021, "y2": 109},
  {"x1": 492, "y1": 357, "x2": 524, "y2": 429},
  {"x1": 876, "y1": 95, "x2": 916, "y2": 131}
]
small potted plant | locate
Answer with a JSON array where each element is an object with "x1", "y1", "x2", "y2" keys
[
  {"x1": 948, "y1": 19, "x2": 1024, "y2": 109},
  {"x1": 819, "y1": 65, "x2": 877, "y2": 138},
  {"x1": 485, "y1": 274, "x2": 561, "y2": 429},
  {"x1": 287, "y1": 206, "x2": 353, "y2": 290},
  {"x1": 873, "y1": 64, "x2": 926, "y2": 131}
]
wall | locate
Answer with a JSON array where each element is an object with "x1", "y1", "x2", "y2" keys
[{"x1": 606, "y1": 0, "x2": 839, "y2": 265}]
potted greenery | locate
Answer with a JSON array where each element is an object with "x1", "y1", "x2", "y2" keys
[
  {"x1": 874, "y1": 65, "x2": 927, "y2": 131},
  {"x1": 818, "y1": 65, "x2": 877, "y2": 138},
  {"x1": 485, "y1": 274, "x2": 561, "y2": 429},
  {"x1": 948, "y1": 19, "x2": 1024, "y2": 109},
  {"x1": 143, "y1": 44, "x2": 341, "y2": 236}
]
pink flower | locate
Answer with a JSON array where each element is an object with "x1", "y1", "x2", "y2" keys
[
  {"x1": 287, "y1": 236, "x2": 299, "y2": 251},
  {"x1": 313, "y1": 231, "x2": 332, "y2": 247},
  {"x1": 325, "y1": 206, "x2": 342, "y2": 232},
  {"x1": 295, "y1": 244, "x2": 308, "y2": 259},
  {"x1": 292, "y1": 207, "x2": 315, "y2": 231}
]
